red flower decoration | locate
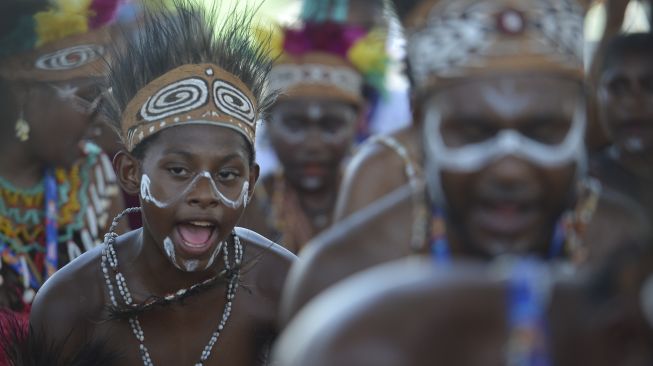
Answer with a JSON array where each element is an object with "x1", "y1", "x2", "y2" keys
[
  {"x1": 283, "y1": 21, "x2": 367, "y2": 58},
  {"x1": 89, "y1": 0, "x2": 124, "y2": 29}
]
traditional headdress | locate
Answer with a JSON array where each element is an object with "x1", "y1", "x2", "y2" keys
[
  {"x1": 262, "y1": 19, "x2": 389, "y2": 107},
  {"x1": 0, "y1": 0, "x2": 127, "y2": 82},
  {"x1": 103, "y1": 0, "x2": 275, "y2": 152},
  {"x1": 396, "y1": 0, "x2": 590, "y2": 96}
]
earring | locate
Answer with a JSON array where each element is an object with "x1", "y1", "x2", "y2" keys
[{"x1": 15, "y1": 111, "x2": 30, "y2": 142}]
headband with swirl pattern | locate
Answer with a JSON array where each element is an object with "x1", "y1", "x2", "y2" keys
[{"x1": 122, "y1": 63, "x2": 258, "y2": 151}]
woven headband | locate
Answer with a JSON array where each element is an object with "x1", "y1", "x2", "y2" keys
[
  {"x1": 0, "y1": 27, "x2": 111, "y2": 82},
  {"x1": 122, "y1": 63, "x2": 258, "y2": 151},
  {"x1": 404, "y1": 0, "x2": 586, "y2": 93}
]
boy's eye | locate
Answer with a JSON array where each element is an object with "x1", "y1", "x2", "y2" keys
[
  {"x1": 168, "y1": 167, "x2": 190, "y2": 177},
  {"x1": 217, "y1": 170, "x2": 240, "y2": 181}
]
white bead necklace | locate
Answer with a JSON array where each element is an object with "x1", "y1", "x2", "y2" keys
[{"x1": 100, "y1": 208, "x2": 243, "y2": 366}]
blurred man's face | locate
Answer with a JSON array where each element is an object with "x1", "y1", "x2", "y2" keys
[
  {"x1": 422, "y1": 75, "x2": 585, "y2": 258},
  {"x1": 599, "y1": 52, "x2": 653, "y2": 156},
  {"x1": 268, "y1": 98, "x2": 358, "y2": 192}
]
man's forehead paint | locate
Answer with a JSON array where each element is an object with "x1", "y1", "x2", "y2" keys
[{"x1": 433, "y1": 78, "x2": 581, "y2": 121}]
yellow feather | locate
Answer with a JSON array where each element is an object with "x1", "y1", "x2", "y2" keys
[
  {"x1": 254, "y1": 25, "x2": 284, "y2": 58},
  {"x1": 347, "y1": 29, "x2": 388, "y2": 75},
  {"x1": 34, "y1": 0, "x2": 93, "y2": 46}
]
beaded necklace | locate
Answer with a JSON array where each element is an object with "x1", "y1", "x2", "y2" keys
[
  {"x1": 101, "y1": 208, "x2": 243, "y2": 366},
  {"x1": 0, "y1": 164, "x2": 87, "y2": 305},
  {"x1": 0, "y1": 170, "x2": 58, "y2": 304}
]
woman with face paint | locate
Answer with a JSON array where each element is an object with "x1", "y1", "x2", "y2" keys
[
  {"x1": 592, "y1": 33, "x2": 653, "y2": 221},
  {"x1": 279, "y1": 0, "x2": 650, "y2": 325},
  {"x1": 239, "y1": 11, "x2": 389, "y2": 254},
  {"x1": 274, "y1": 236, "x2": 653, "y2": 366},
  {"x1": 17, "y1": 2, "x2": 296, "y2": 365},
  {"x1": 0, "y1": 0, "x2": 126, "y2": 340}
]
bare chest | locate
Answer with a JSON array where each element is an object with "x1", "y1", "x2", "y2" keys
[{"x1": 91, "y1": 286, "x2": 276, "y2": 366}]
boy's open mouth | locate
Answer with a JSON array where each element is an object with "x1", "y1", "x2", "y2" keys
[{"x1": 175, "y1": 221, "x2": 217, "y2": 256}]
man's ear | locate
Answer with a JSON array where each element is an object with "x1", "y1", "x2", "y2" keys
[
  {"x1": 248, "y1": 163, "x2": 260, "y2": 198},
  {"x1": 113, "y1": 151, "x2": 141, "y2": 195}
]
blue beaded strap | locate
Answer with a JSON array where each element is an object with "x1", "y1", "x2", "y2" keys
[
  {"x1": 429, "y1": 206, "x2": 450, "y2": 265},
  {"x1": 505, "y1": 258, "x2": 552, "y2": 366},
  {"x1": 44, "y1": 169, "x2": 58, "y2": 278},
  {"x1": 547, "y1": 221, "x2": 566, "y2": 260}
]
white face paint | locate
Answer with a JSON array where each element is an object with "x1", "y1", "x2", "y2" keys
[
  {"x1": 423, "y1": 104, "x2": 586, "y2": 172},
  {"x1": 307, "y1": 103, "x2": 323, "y2": 121},
  {"x1": 422, "y1": 82, "x2": 587, "y2": 205},
  {"x1": 163, "y1": 236, "x2": 224, "y2": 273},
  {"x1": 49, "y1": 83, "x2": 102, "y2": 115},
  {"x1": 140, "y1": 172, "x2": 249, "y2": 210}
]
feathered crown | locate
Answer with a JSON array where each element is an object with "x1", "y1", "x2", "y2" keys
[
  {"x1": 1, "y1": 0, "x2": 126, "y2": 57},
  {"x1": 0, "y1": 0, "x2": 128, "y2": 81},
  {"x1": 259, "y1": 20, "x2": 389, "y2": 105}
]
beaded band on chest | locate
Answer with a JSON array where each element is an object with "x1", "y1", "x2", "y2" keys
[{"x1": 121, "y1": 64, "x2": 259, "y2": 151}]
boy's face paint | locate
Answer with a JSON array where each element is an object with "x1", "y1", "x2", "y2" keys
[
  {"x1": 140, "y1": 171, "x2": 250, "y2": 210},
  {"x1": 137, "y1": 124, "x2": 257, "y2": 272},
  {"x1": 422, "y1": 75, "x2": 583, "y2": 257}
]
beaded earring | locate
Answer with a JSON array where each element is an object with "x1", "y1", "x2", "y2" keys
[{"x1": 15, "y1": 110, "x2": 30, "y2": 142}]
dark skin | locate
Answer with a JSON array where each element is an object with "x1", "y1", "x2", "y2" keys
[
  {"x1": 30, "y1": 125, "x2": 296, "y2": 365},
  {"x1": 431, "y1": 76, "x2": 578, "y2": 258},
  {"x1": 241, "y1": 98, "x2": 358, "y2": 251},
  {"x1": 274, "y1": 253, "x2": 653, "y2": 366},
  {"x1": 333, "y1": 125, "x2": 422, "y2": 221},
  {"x1": 0, "y1": 78, "x2": 104, "y2": 188},
  {"x1": 279, "y1": 75, "x2": 650, "y2": 324},
  {"x1": 594, "y1": 50, "x2": 653, "y2": 218}
]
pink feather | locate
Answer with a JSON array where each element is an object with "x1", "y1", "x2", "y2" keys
[{"x1": 89, "y1": 0, "x2": 123, "y2": 29}]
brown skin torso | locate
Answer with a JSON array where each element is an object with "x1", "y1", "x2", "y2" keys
[
  {"x1": 333, "y1": 125, "x2": 422, "y2": 221},
  {"x1": 280, "y1": 181, "x2": 649, "y2": 324},
  {"x1": 591, "y1": 150, "x2": 653, "y2": 221},
  {"x1": 30, "y1": 227, "x2": 294, "y2": 366},
  {"x1": 278, "y1": 258, "x2": 653, "y2": 366}
]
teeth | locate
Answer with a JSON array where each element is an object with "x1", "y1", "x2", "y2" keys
[{"x1": 189, "y1": 221, "x2": 213, "y2": 227}]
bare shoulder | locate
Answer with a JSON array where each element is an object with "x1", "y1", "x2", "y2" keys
[
  {"x1": 585, "y1": 186, "x2": 651, "y2": 263},
  {"x1": 274, "y1": 259, "x2": 502, "y2": 366},
  {"x1": 30, "y1": 244, "x2": 106, "y2": 344},
  {"x1": 334, "y1": 126, "x2": 422, "y2": 221},
  {"x1": 280, "y1": 184, "x2": 416, "y2": 324},
  {"x1": 236, "y1": 227, "x2": 296, "y2": 266},
  {"x1": 235, "y1": 227, "x2": 296, "y2": 302}
]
